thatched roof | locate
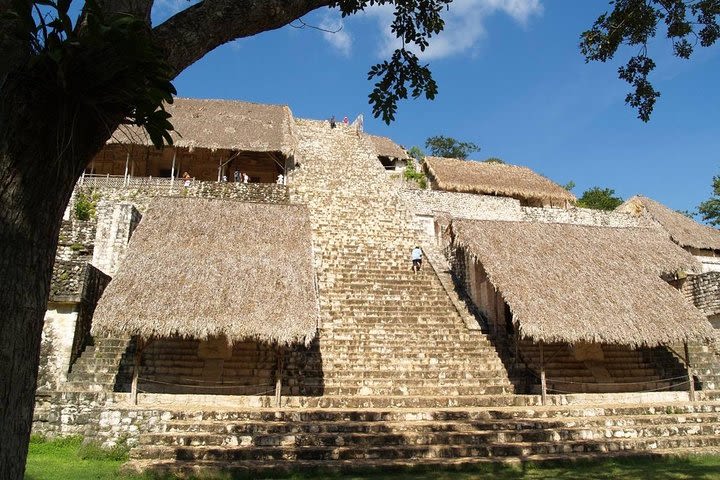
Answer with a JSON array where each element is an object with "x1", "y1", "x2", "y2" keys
[
  {"x1": 109, "y1": 98, "x2": 296, "y2": 154},
  {"x1": 367, "y1": 134, "x2": 408, "y2": 159},
  {"x1": 93, "y1": 197, "x2": 318, "y2": 345},
  {"x1": 618, "y1": 195, "x2": 720, "y2": 252},
  {"x1": 424, "y1": 157, "x2": 576, "y2": 204},
  {"x1": 451, "y1": 219, "x2": 713, "y2": 347}
]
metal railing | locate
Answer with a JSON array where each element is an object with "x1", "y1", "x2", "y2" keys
[{"x1": 77, "y1": 174, "x2": 188, "y2": 189}]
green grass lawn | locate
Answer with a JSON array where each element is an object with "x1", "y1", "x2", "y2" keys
[{"x1": 24, "y1": 436, "x2": 720, "y2": 480}]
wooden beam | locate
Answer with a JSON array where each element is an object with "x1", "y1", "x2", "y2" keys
[
  {"x1": 540, "y1": 341, "x2": 547, "y2": 406},
  {"x1": 684, "y1": 342, "x2": 696, "y2": 402},
  {"x1": 275, "y1": 347, "x2": 284, "y2": 408},
  {"x1": 130, "y1": 336, "x2": 144, "y2": 405}
]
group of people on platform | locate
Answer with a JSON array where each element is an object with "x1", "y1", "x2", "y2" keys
[
  {"x1": 232, "y1": 171, "x2": 250, "y2": 183},
  {"x1": 329, "y1": 114, "x2": 363, "y2": 134}
]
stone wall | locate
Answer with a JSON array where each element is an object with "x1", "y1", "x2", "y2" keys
[
  {"x1": 682, "y1": 272, "x2": 720, "y2": 316},
  {"x1": 400, "y1": 188, "x2": 522, "y2": 221},
  {"x1": 56, "y1": 218, "x2": 96, "y2": 263},
  {"x1": 400, "y1": 188, "x2": 648, "y2": 229},
  {"x1": 92, "y1": 202, "x2": 142, "y2": 277},
  {"x1": 75, "y1": 182, "x2": 289, "y2": 215},
  {"x1": 518, "y1": 205, "x2": 648, "y2": 228},
  {"x1": 50, "y1": 260, "x2": 87, "y2": 301},
  {"x1": 39, "y1": 304, "x2": 79, "y2": 391},
  {"x1": 41, "y1": 264, "x2": 110, "y2": 391}
]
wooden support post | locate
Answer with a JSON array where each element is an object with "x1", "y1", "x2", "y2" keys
[
  {"x1": 123, "y1": 152, "x2": 130, "y2": 187},
  {"x1": 170, "y1": 149, "x2": 177, "y2": 192},
  {"x1": 684, "y1": 342, "x2": 695, "y2": 402},
  {"x1": 540, "y1": 341, "x2": 547, "y2": 406},
  {"x1": 275, "y1": 347, "x2": 284, "y2": 408},
  {"x1": 131, "y1": 336, "x2": 144, "y2": 405}
]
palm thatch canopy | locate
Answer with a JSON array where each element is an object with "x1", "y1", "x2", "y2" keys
[
  {"x1": 93, "y1": 197, "x2": 318, "y2": 345},
  {"x1": 424, "y1": 157, "x2": 576, "y2": 205},
  {"x1": 618, "y1": 195, "x2": 720, "y2": 252},
  {"x1": 367, "y1": 134, "x2": 408, "y2": 159},
  {"x1": 450, "y1": 219, "x2": 713, "y2": 346},
  {"x1": 109, "y1": 98, "x2": 296, "y2": 155}
]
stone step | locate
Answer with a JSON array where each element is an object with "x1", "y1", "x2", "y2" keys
[
  {"x1": 120, "y1": 446, "x2": 720, "y2": 478},
  {"x1": 138, "y1": 422, "x2": 720, "y2": 449},
  {"x1": 131, "y1": 433, "x2": 720, "y2": 462}
]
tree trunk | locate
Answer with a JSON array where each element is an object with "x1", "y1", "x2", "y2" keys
[{"x1": 0, "y1": 79, "x2": 116, "y2": 480}]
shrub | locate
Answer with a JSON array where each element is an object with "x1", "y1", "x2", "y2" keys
[
  {"x1": 74, "y1": 191, "x2": 100, "y2": 220},
  {"x1": 403, "y1": 161, "x2": 427, "y2": 189}
]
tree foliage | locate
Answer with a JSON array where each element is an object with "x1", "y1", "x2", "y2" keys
[
  {"x1": 483, "y1": 157, "x2": 505, "y2": 164},
  {"x1": 407, "y1": 145, "x2": 425, "y2": 162},
  {"x1": 580, "y1": 1, "x2": 720, "y2": 121},
  {"x1": 576, "y1": 187, "x2": 624, "y2": 211},
  {"x1": 1, "y1": 0, "x2": 177, "y2": 147},
  {"x1": 698, "y1": 175, "x2": 720, "y2": 226},
  {"x1": 424, "y1": 135, "x2": 480, "y2": 159}
]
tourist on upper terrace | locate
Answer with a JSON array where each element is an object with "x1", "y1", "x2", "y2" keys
[
  {"x1": 234, "y1": 170, "x2": 240, "y2": 182},
  {"x1": 343, "y1": 116, "x2": 348, "y2": 125},
  {"x1": 182, "y1": 172, "x2": 191, "y2": 188},
  {"x1": 329, "y1": 116, "x2": 336, "y2": 128},
  {"x1": 411, "y1": 246, "x2": 423, "y2": 274},
  {"x1": 243, "y1": 173, "x2": 249, "y2": 183},
  {"x1": 277, "y1": 174, "x2": 284, "y2": 185}
]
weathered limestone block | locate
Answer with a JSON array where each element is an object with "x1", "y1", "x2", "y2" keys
[
  {"x1": 41, "y1": 264, "x2": 111, "y2": 391},
  {"x1": 92, "y1": 202, "x2": 141, "y2": 277},
  {"x1": 38, "y1": 304, "x2": 79, "y2": 391},
  {"x1": 681, "y1": 272, "x2": 720, "y2": 317}
]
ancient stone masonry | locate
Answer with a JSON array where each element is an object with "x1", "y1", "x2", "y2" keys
[
  {"x1": 92, "y1": 203, "x2": 142, "y2": 277},
  {"x1": 40, "y1": 264, "x2": 110, "y2": 392},
  {"x1": 75, "y1": 182, "x2": 289, "y2": 215},
  {"x1": 31, "y1": 103, "x2": 720, "y2": 476},
  {"x1": 682, "y1": 272, "x2": 720, "y2": 317},
  {"x1": 56, "y1": 217, "x2": 96, "y2": 263},
  {"x1": 288, "y1": 119, "x2": 514, "y2": 402},
  {"x1": 399, "y1": 188, "x2": 650, "y2": 229}
]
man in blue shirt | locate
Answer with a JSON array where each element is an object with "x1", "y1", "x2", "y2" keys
[{"x1": 411, "y1": 246, "x2": 423, "y2": 274}]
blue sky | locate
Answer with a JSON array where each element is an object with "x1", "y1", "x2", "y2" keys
[{"x1": 156, "y1": 1, "x2": 719, "y2": 215}]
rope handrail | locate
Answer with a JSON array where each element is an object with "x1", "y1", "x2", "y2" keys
[
  {"x1": 546, "y1": 379, "x2": 690, "y2": 395},
  {"x1": 138, "y1": 377, "x2": 276, "y2": 390},
  {"x1": 543, "y1": 374, "x2": 689, "y2": 387},
  {"x1": 138, "y1": 386, "x2": 278, "y2": 396},
  {"x1": 137, "y1": 375, "x2": 278, "y2": 385}
]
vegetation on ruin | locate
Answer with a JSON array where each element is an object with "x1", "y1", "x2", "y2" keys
[
  {"x1": 576, "y1": 186, "x2": 624, "y2": 211},
  {"x1": 403, "y1": 160, "x2": 427, "y2": 189}
]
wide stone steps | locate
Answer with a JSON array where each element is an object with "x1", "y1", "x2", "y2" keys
[
  {"x1": 133, "y1": 435, "x2": 720, "y2": 463},
  {"x1": 124, "y1": 399, "x2": 720, "y2": 475}
]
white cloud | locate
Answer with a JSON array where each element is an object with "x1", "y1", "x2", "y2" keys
[
  {"x1": 319, "y1": 11, "x2": 352, "y2": 57},
  {"x1": 365, "y1": 0, "x2": 543, "y2": 60}
]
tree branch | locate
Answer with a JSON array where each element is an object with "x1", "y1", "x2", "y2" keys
[{"x1": 152, "y1": 0, "x2": 333, "y2": 77}]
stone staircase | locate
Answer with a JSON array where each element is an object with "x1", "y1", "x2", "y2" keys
[
  {"x1": 66, "y1": 336, "x2": 324, "y2": 397},
  {"x1": 288, "y1": 119, "x2": 514, "y2": 403},
  {"x1": 665, "y1": 342, "x2": 720, "y2": 391},
  {"x1": 515, "y1": 341, "x2": 688, "y2": 395},
  {"x1": 122, "y1": 400, "x2": 720, "y2": 476},
  {"x1": 65, "y1": 337, "x2": 135, "y2": 392}
]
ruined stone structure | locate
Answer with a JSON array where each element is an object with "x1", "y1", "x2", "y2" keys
[{"x1": 32, "y1": 98, "x2": 720, "y2": 476}]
